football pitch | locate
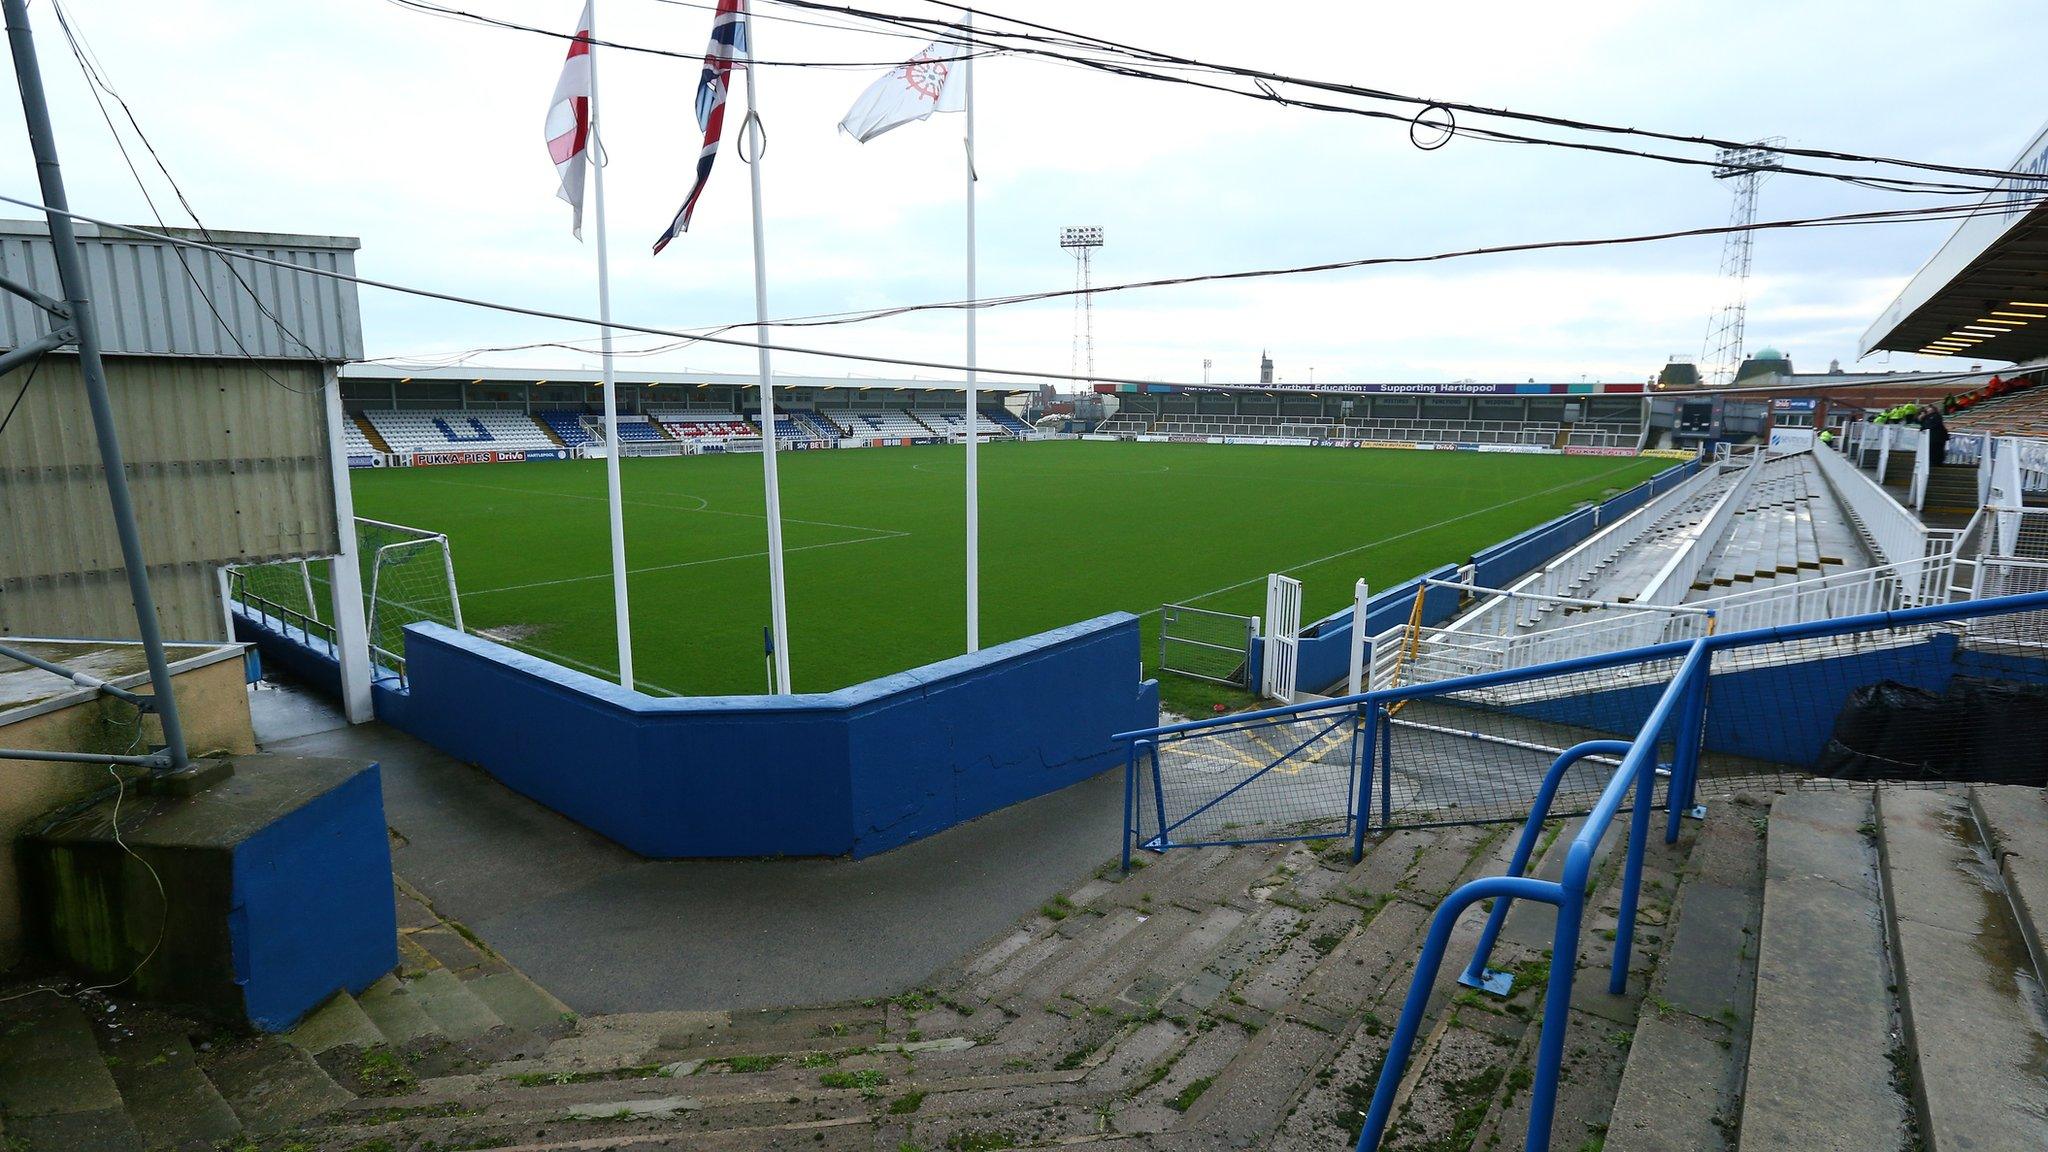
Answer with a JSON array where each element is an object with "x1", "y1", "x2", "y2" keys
[{"x1": 344, "y1": 441, "x2": 1667, "y2": 700}]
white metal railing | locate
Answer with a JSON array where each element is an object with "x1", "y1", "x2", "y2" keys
[
  {"x1": 1948, "y1": 431, "x2": 1988, "y2": 468},
  {"x1": 1910, "y1": 427, "x2": 1931, "y2": 510},
  {"x1": 1703, "y1": 553, "x2": 1948, "y2": 632},
  {"x1": 1637, "y1": 448, "x2": 1765, "y2": 607},
  {"x1": 1813, "y1": 434, "x2": 1929, "y2": 572},
  {"x1": 1491, "y1": 461, "x2": 1731, "y2": 627},
  {"x1": 1382, "y1": 552, "x2": 1959, "y2": 691},
  {"x1": 2014, "y1": 436, "x2": 2048, "y2": 491},
  {"x1": 1986, "y1": 503, "x2": 2048, "y2": 563},
  {"x1": 1989, "y1": 439, "x2": 2030, "y2": 555}
]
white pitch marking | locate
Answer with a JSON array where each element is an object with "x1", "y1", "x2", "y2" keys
[
  {"x1": 1168, "y1": 459, "x2": 1656, "y2": 611},
  {"x1": 463, "y1": 530, "x2": 910, "y2": 596}
]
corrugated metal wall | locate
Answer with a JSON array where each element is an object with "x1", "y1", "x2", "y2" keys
[
  {"x1": 0, "y1": 357, "x2": 338, "y2": 643},
  {"x1": 0, "y1": 219, "x2": 361, "y2": 361}
]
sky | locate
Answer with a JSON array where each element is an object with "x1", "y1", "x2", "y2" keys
[{"x1": 3, "y1": 0, "x2": 2044, "y2": 387}]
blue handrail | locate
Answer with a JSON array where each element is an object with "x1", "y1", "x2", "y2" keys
[
  {"x1": 1355, "y1": 641, "x2": 1709, "y2": 1152},
  {"x1": 1349, "y1": 591, "x2": 2048, "y2": 1152},
  {"x1": 1458, "y1": 740, "x2": 1634, "y2": 993}
]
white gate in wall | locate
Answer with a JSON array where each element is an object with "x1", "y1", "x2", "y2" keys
[{"x1": 1261, "y1": 573, "x2": 1303, "y2": 702}]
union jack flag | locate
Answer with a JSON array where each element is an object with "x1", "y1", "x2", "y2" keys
[{"x1": 655, "y1": 0, "x2": 747, "y2": 253}]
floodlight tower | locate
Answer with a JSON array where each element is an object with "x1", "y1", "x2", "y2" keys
[
  {"x1": 1061, "y1": 226, "x2": 1104, "y2": 385},
  {"x1": 1700, "y1": 139, "x2": 1783, "y2": 387}
]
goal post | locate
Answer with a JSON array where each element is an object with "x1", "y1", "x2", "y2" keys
[
  {"x1": 223, "y1": 517, "x2": 464, "y2": 686},
  {"x1": 357, "y1": 517, "x2": 464, "y2": 681}
]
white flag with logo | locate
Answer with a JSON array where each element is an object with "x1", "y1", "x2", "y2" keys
[{"x1": 839, "y1": 40, "x2": 967, "y2": 143}]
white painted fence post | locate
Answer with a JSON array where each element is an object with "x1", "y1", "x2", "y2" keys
[{"x1": 1347, "y1": 580, "x2": 1370, "y2": 697}]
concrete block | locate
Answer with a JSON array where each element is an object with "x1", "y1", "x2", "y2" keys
[{"x1": 19, "y1": 755, "x2": 398, "y2": 1032}]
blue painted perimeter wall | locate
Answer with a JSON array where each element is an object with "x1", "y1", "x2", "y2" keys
[
  {"x1": 1485, "y1": 634, "x2": 2047, "y2": 770},
  {"x1": 231, "y1": 764, "x2": 398, "y2": 1032},
  {"x1": 239, "y1": 606, "x2": 1157, "y2": 859}
]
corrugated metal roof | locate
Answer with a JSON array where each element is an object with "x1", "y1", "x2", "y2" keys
[{"x1": 0, "y1": 218, "x2": 361, "y2": 362}]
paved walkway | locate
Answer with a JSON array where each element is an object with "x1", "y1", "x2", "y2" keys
[{"x1": 252, "y1": 679, "x2": 1130, "y2": 1015}]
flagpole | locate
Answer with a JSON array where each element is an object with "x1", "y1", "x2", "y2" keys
[
  {"x1": 962, "y1": 13, "x2": 980, "y2": 654},
  {"x1": 741, "y1": 10, "x2": 792, "y2": 693},
  {"x1": 586, "y1": 2, "x2": 635, "y2": 691}
]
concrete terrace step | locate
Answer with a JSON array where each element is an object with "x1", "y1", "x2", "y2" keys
[
  {"x1": 408, "y1": 967, "x2": 509, "y2": 1041},
  {"x1": 1605, "y1": 798, "x2": 1766, "y2": 1152},
  {"x1": 467, "y1": 969, "x2": 578, "y2": 1038},
  {"x1": 196, "y1": 1034, "x2": 355, "y2": 1137},
  {"x1": 39, "y1": 784, "x2": 2036, "y2": 1152},
  {"x1": 101, "y1": 1024, "x2": 242, "y2": 1152},
  {"x1": 286, "y1": 989, "x2": 386, "y2": 1057},
  {"x1": 356, "y1": 972, "x2": 445, "y2": 1050},
  {"x1": 1876, "y1": 788, "x2": 2048, "y2": 1152},
  {"x1": 0, "y1": 996, "x2": 140, "y2": 1152},
  {"x1": 1970, "y1": 784, "x2": 2048, "y2": 979},
  {"x1": 1738, "y1": 790, "x2": 1909, "y2": 1152}
]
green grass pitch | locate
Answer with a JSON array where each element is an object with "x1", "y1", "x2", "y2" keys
[{"x1": 342, "y1": 441, "x2": 1667, "y2": 701}]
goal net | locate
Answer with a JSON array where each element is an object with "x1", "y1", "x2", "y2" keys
[
  {"x1": 357, "y1": 518, "x2": 464, "y2": 677},
  {"x1": 226, "y1": 557, "x2": 329, "y2": 636},
  {"x1": 224, "y1": 517, "x2": 463, "y2": 682}
]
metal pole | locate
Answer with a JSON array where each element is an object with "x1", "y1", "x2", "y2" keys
[
  {"x1": 742, "y1": 18, "x2": 792, "y2": 693},
  {"x1": 4, "y1": 0, "x2": 187, "y2": 772},
  {"x1": 962, "y1": 12, "x2": 980, "y2": 654},
  {"x1": 586, "y1": 2, "x2": 635, "y2": 691}
]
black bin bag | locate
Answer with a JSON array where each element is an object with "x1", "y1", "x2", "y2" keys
[
  {"x1": 1813, "y1": 681, "x2": 1954, "y2": 782},
  {"x1": 1951, "y1": 676, "x2": 2048, "y2": 787}
]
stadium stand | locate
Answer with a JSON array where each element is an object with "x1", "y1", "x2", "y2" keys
[
  {"x1": 365, "y1": 409, "x2": 557, "y2": 452},
  {"x1": 1148, "y1": 413, "x2": 1337, "y2": 438},
  {"x1": 919, "y1": 410, "x2": 1005, "y2": 437},
  {"x1": 1097, "y1": 410, "x2": 1639, "y2": 449},
  {"x1": 1946, "y1": 383, "x2": 2048, "y2": 437},
  {"x1": 341, "y1": 419, "x2": 377, "y2": 457},
  {"x1": 648, "y1": 408, "x2": 759, "y2": 440},
  {"x1": 615, "y1": 417, "x2": 668, "y2": 443},
  {"x1": 1563, "y1": 416, "x2": 1645, "y2": 448},
  {"x1": 1340, "y1": 416, "x2": 1557, "y2": 446},
  {"x1": 785, "y1": 410, "x2": 841, "y2": 441},
  {"x1": 1690, "y1": 452, "x2": 1862, "y2": 590},
  {"x1": 981, "y1": 407, "x2": 1032, "y2": 436},
  {"x1": 1095, "y1": 412, "x2": 1150, "y2": 433},
  {"x1": 842, "y1": 409, "x2": 933, "y2": 438},
  {"x1": 535, "y1": 409, "x2": 593, "y2": 447}
]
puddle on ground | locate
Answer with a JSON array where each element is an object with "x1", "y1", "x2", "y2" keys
[{"x1": 1937, "y1": 808, "x2": 2048, "y2": 1080}]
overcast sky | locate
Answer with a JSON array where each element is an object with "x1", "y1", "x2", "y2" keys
[{"x1": 4, "y1": 0, "x2": 2043, "y2": 386}]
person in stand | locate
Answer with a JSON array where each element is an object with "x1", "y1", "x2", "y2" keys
[
  {"x1": 1819, "y1": 428, "x2": 1836, "y2": 449},
  {"x1": 1921, "y1": 404, "x2": 1949, "y2": 464}
]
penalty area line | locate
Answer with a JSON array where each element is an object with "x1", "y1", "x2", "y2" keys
[{"x1": 419, "y1": 476, "x2": 902, "y2": 535}]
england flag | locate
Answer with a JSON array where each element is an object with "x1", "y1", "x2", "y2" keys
[
  {"x1": 839, "y1": 40, "x2": 967, "y2": 143},
  {"x1": 544, "y1": 1, "x2": 595, "y2": 238}
]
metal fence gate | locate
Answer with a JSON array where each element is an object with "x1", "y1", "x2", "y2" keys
[
  {"x1": 1261, "y1": 573, "x2": 1302, "y2": 701},
  {"x1": 1159, "y1": 603, "x2": 1257, "y2": 688}
]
